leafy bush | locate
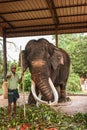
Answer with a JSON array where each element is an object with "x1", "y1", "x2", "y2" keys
[
  {"x1": 0, "y1": 105, "x2": 87, "y2": 129},
  {"x1": 24, "y1": 72, "x2": 31, "y2": 91},
  {"x1": 71, "y1": 35, "x2": 87, "y2": 77},
  {"x1": 0, "y1": 74, "x2": 3, "y2": 88},
  {"x1": 67, "y1": 71, "x2": 81, "y2": 92},
  {"x1": 19, "y1": 72, "x2": 31, "y2": 92}
]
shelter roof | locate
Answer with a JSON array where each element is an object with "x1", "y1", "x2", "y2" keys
[{"x1": 0, "y1": 0, "x2": 87, "y2": 37}]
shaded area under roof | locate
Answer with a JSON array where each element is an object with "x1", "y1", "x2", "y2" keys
[{"x1": 0, "y1": 0, "x2": 87, "y2": 37}]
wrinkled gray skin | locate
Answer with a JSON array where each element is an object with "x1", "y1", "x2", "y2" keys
[{"x1": 19, "y1": 38, "x2": 70, "y2": 105}]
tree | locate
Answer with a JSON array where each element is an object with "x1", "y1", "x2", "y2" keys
[
  {"x1": 52, "y1": 34, "x2": 87, "y2": 92},
  {"x1": 71, "y1": 35, "x2": 87, "y2": 77},
  {"x1": 53, "y1": 33, "x2": 87, "y2": 77}
]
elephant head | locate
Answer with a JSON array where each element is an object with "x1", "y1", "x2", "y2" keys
[{"x1": 19, "y1": 38, "x2": 64, "y2": 105}]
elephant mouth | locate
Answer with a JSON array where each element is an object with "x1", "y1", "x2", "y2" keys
[{"x1": 31, "y1": 77, "x2": 59, "y2": 106}]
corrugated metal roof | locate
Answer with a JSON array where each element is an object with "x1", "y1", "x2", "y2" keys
[{"x1": 0, "y1": 0, "x2": 87, "y2": 37}]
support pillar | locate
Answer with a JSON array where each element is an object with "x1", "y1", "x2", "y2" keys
[
  {"x1": 55, "y1": 32, "x2": 58, "y2": 48},
  {"x1": 3, "y1": 28, "x2": 7, "y2": 81}
]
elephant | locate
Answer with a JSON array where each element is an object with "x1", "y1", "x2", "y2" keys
[{"x1": 19, "y1": 38, "x2": 70, "y2": 106}]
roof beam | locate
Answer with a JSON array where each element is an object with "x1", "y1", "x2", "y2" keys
[
  {"x1": 5, "y1": 21, "x2": 87, "y2": 30},
  {"x1": 0, "y1": 0, "x2": 24, "y2": 4},
  {"x1": 57, "y1": 3, "x2": 87, "y2": 9},
  {"x1": 0, "y1": 8, "x2": 48, "y2": 15},
  {"x1": 0, "y1": 17, "x2": 52, "y2": 23},
  {"x1": 0, "y1": 16, "x2": 14, "y2": 28},
  {"x1": 0, "y1": 3, "x2": 87, "y2": 15},
  {"x1": 59, "y1": 13, "x2": 87, "y2": 18},
  {"x1": 46, "y1": 0, "x2": 59, "y2": 27},
  {"x1": 6, "y1": 25, "x2": 87, "y2": 34},
  {"x1": 0, "y1": 13, "x2": 87, "y2": 24}
]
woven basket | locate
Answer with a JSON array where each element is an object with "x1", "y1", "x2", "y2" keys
[{"x1": 2, "y1": 81, "x2": 8, "y2": 99}]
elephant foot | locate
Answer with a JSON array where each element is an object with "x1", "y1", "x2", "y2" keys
[
  {"x1": 28, "y1": 98, "x2": 36, "y2": 106},
  {"x1": 58, "y1": 90, "x2": 66, "y2": 103},
  {"x1": 58, "y1": 97, "x2": 66, "y2": 103},
  {"x1": 28, "y1": 102, "x2": 36, "y2": 107},
  {"x1": 58, "y1": 96, "x2": 71, "y2": 103}
]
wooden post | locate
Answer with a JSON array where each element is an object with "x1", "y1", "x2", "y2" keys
[
  {"x1": 20, "y1": 46, "x2": 26, "y2": 117},
  {"x1": 3, "y1": 28, "x2": 7, "y2": 81},
  {"x1": 55, "y1": 33, "x2": 58, "y2": 48}
]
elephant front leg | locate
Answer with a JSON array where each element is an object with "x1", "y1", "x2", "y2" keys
[
  {"x1": 28, "y1": 92, "x2": 36, "y2": 105},
  {"x1": 28, "y1": 86, "x2": 39, "y2": 105},
  {"x1": 59, "y1": 90, "x2": 66, "y2": 102}
]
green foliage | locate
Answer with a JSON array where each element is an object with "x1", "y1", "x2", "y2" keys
[
  {"x1": 74, "y1": 113, "x2": 85, "y2": 123},
  {"x1": 0, "y1": 88, "x2": 3, "y2": 94},
  {"x1": 0, "y1": 105, "x2": 87, "y2": 129},
  {"x1": 19, "y1": 70, "x2": 31, "y2": 92},
  {"x1": 67, "y1": 71, "x2": 81, "y2": 92},
  {"x1": 56, "y1": 33, "x2": 87, "y2": 77},
  {"x1": 24, "y1": 72, "x2": 31, "y2": 91},
  {"x1": 53, "y1": 33, "x2": 87, "y2": 92},
  {"x1": 71, "y1": 35, "x2": 87, "y2": 77}
]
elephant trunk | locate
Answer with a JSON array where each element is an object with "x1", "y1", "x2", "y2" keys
[
  {"x1": 37, "y1": 78, "x2": 54, "y2": 101},
  {"x1": 31, "y1": 77, "x2": 59, "y2": 105}
]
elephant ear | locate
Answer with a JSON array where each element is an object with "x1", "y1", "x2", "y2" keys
[
  {"x1": 19, "y1": 50, "x2": 28, "y2": 72},
  {"x1": 50, "y1": 49, "x2": 64, "y2": 70}
]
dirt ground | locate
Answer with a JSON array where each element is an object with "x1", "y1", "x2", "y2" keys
[
  {"x1": 53, "y1": 95, "x2": 87, "y2": 115},
  {"x1": 0, "y1": 92, "x2": 87, "y2": 115}
]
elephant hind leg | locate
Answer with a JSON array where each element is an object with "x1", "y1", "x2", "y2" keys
[
  {"x1": 59, "y1": 90, "x2": 66, "y2": 102},
  {"x1": 58, "y1": 83, "x2": 66, "y2": 102}
]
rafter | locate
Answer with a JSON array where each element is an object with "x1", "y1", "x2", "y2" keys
[
  {"x1": 46, "y1": 0, "x2": 59, "y2": 28},
  {"x1": 0, "y1": 3, "x2": 87, "y2": 15},
  {"x1": 0, "y1": 0, "x2": 87, "y2": 37},
  {"x1": 0, "y1": 0, "x2": 24, "y2": 4},
  {"x1": 6, "y1": 24, "x2": 87, "y2": 35},
  {"x1": 5, "y1": 20, "x2": 87, "y2": 31},
  {"x1": 0, "y1": 16, "x2": 14, "y2": 28},
  {"x1": 0, "y1": 13, "x2": 87, "y2": 24}
]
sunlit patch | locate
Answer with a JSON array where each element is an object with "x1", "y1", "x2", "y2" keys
[{"x1": 32, "y1": 59, "x2": 46, "y2": 67}]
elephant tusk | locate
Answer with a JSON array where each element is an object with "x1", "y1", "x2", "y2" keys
[
  {"x1": 31, "y1": 80, "x2": 49, "y2": 105},
  {"x1": 31, "y1": 78, "x2": 59, "y2": 106},
  {"x1": 48, "y1": 77, "x2": 59, "y2": 105},
  {"x1": 36, "y1": 92, "x2": 42, "y2": 106}
]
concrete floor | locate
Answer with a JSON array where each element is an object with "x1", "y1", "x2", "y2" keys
[{"x1": 54, "y1": 95, "x2": 87, "y2": 115}]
